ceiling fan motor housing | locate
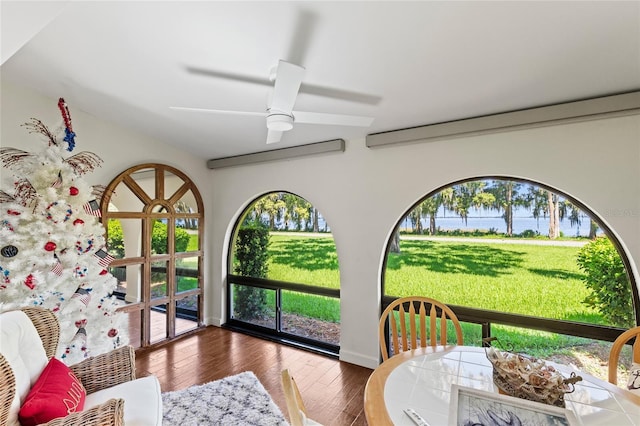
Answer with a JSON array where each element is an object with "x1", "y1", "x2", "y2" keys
[{"x1": 266, "y1": 113, "x2": 294, "y2": 131}]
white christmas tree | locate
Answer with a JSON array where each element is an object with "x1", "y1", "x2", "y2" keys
[{"x1": 0, "y1": 98, "x2": 128, "y2": 364}]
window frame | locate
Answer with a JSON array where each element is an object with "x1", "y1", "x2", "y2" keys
[
  {"x1": 102, "y1": 163, "x2": 204, "y2": 348},
  {"x1": 225, "y1": 191, "x2": 340, "y2": 356}
]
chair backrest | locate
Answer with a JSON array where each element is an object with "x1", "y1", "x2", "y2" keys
[
  {"x1": 379, "y1": 296, "x2": 463, "y2": 361},
  {"x1": 0, "y1": 308, "x2": 57, "y2": 426},
  {"x1": 608, "y1": 325, "x2": 640, "y2": 385},
  {"x1": 281, "y1": 369, "x2": 307, "y2": 426}
]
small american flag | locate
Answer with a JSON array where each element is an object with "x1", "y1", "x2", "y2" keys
[
  {"x1": 51, "y1": 171, "x2": 63, "y2": 188},
  {"x1": 83, "y1": 199, "x2": 101, "y2": 217},
  {"x1": 71, "y1": 287, "x2": 91, "y2": 306},
  {"x1": 94, "y1": 249, "x2": 114, "y2": 267},
  {"x1": 51, "y1": 256, "x2": 63, "y2": 276}
]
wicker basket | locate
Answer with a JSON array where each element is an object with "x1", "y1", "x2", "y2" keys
[{"x1": 486, "y1": 347, "x2": 582, "y2": 407}]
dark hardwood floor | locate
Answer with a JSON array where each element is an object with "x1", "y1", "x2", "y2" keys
[{"x1": 135, "y1": 325, "x2": 374, "y2": 426}]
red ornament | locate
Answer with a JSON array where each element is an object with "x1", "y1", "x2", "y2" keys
[
  {"x1": 75, "y1": 319, "x2": 87, "y2": 328},
  {"x1": 108, "y1": 328, "x2": 118, "y2": 338},
  {"x1": 69, "y1": 186, "x2": 79, "y2": 196},
  {"x1": 24, "y1": 274, "x2": 35, "y2": 289},
  {"x1": 7, "y1": 209, "x2": 20, "y2": 216},
  {"x1": 73, "y1": 218, "x2": 84, "y2": 226},
  {"x1": 99, "y1": 269, "x2": 108, "y2": 275},
  {"x1": 44, "y1": 241, "x2": 57, "y2": 252}
]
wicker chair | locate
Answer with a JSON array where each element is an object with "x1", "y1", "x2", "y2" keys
[
  {"x1": 379, "y1": 296, "x2": 463, "y2": 361},
  {"x1": 0, "y1": 307, "x2": 162, "y2": 426}
]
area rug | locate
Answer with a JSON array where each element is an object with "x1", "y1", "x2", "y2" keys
[{"x1": 162, "y1": 371, "x2": 289, "y2": 426}]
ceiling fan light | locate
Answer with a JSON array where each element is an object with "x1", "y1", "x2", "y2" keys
[{"x1": 267, "y1": 114, "x2": 294, "y2": 131}]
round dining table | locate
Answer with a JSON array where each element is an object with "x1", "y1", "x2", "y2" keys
[{"x1": 364, "y1": 345, "x2": 640, "y2": 426}]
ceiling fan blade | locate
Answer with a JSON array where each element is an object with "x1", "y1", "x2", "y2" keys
[
  {"x1": 170, "y1": 106, "x2": 267, "y2": 117},
  {"x1": 292, "y1": 111, "x2": 374, "y2": 127},
  {"x1": 266, "y1": 129, "x2": 284, "y2": 144},
  {"x1": 269, "y1": 60, "x2": 305, "y2": 113},
  {"x1": 185, "y1": 66, "x2": 270, "y2": 86}
]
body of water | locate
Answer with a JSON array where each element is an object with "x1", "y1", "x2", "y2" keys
[
  {"x1": 273, "y1": 208, "x2": 599, "y2": 237},
  {"x1": 401, "y1": 215, "x2": 597, "y2": 237}
]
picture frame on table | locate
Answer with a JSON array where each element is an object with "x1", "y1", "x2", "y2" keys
[{"x1": 448, "y1": 384, "x2": 578, "y2": 426}]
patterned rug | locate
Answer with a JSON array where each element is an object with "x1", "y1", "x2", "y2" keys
[{"x1": 162, "y1": 371, "x2": 289, "y2": 426}]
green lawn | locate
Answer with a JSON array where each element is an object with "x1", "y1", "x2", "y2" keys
[
  {"x1": 185, "y1": 231, "x2": 199, "y2": 251},
  {"x1": 264, "y1": 233, "x2": 606, "y2": 356},
  {"x1": 267, "y1": 234, "x2": 340, "y2": 288},
  {"x1": 385, "y1": 240, "x2": 594, "y2": 321}
]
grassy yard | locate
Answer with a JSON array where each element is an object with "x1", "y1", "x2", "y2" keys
[
  {"x1": 266, "y1": 233, "x2": 605, "y2": 357},
  {"x1": 267, "y1": 234, "x2": 340, "y2": 288},
  {"x1": 385, "y1": 240, "x2": 594, "y2": 321}
]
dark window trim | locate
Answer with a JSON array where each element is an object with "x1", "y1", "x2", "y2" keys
[
  {"x1": 381, "y1": 296, "x2": 628, "y2": 343},
  {"x1": 228, "y1": 274, "x2": 340, "y2": 298},
  {"x1": 226, "y1": 275, "x2": 340, "y2": 356}
]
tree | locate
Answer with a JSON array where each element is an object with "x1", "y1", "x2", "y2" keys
[
  {"x1": 407, "y1": 204, "x2": 425, "y2": 234},
  {"x1": 282, "y1": 193, "x2": 310, "y2": 231},
  {"x1": 311, "y1": 206, "x2": 320, "y2": 232},
  {"x1": 175, "y1": 200, "x2": 197, "y2": 230},
  {"x1": 233, "y1": 223, "x2": 270, "y2": 319},
  {"x1": 389, "y1": 229, "x2": 401, "y2": 253},
  {"x1": 252, "y1": 193, "x2": 285, "y2": 230},
  {"x1": 486, "y1": 180, "x2": 522, "y2": 236},
  {"x1": 0, "y1": 99, "x2": 128, "y2": 364},
  {"x1": 421, "y1": 197, "x2": 438, "y2": 235},
  {"x1": 526, "y1": 185, "x2": 549, "y2": 231},
  {"x1": 548, "y1": 192, "x2": 561, "y2": 239},
  {"x1": 422, "y1": 188, "x2": 454, "y2": 235},
  {"x1": 526, "y1": 186, "x2": 562, "y2": 239},
  {"x1": 565, "y1": 201, "x2": 582, "y2": 237},
  {"x1": 451, "y1": 182, "x2": 492, "y2": 226},
  {"x1": 576, "y1": 237, "x2": 633, "y2": 327},
  {"x1": 589, "y1": 219, "x2": 599, "y2": 239}
]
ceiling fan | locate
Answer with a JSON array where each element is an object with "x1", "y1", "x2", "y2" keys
[{"x1": 170, "y1": 60, "x2": 375, "y2": 144}]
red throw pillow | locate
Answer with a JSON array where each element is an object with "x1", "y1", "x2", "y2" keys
[{"x1": 18, "y1": 357, "x2": 86, "y2": 426}]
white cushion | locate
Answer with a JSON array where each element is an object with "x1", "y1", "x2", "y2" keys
[
  {"x1": 84, "y1": 375, "x2": 162, "y2": 426},
  {"x1": 0, "y1": 310, "x2": 48, "y2": 426}
]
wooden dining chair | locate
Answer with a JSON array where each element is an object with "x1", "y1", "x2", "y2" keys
[
  {"x1": 379, "y1": 296, "x2": 464, "y2": 361},
  {"x1": 608, "y1": 325, "x2": 640, "y2": 387},
  {"x1": 281, "y1": 369, "x2": 323, "y2": 426}
]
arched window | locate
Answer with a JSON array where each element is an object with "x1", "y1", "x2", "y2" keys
[
  {"x1": 102, "y1": 164, "x2": 204, "y2": 348},
  {"x1": 383, "y1": 177, "x2": 638, "y2": 370},
  {"x1": 227, "y1": 192, "x2": 340, "y2": 355}
]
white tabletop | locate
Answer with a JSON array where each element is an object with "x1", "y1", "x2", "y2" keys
[{"x1": 383, "y1": 346, "x2": 640, "y2": 426}]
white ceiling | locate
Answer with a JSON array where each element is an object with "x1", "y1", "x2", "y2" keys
[{"x1": 2, "y1": 1, "x2": 639, "y2": 160}]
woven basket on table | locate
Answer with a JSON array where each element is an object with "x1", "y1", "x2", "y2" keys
[{"x1": 485, "y1": 346, "x2": 582, "y2": 408}]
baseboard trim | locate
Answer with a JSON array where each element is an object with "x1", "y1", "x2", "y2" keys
[{"x1": 339, "y1": 348, "x2": 379, "y2": 369}]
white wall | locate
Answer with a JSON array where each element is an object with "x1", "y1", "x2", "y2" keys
[{"x1": 3, "y1": 82, "x2": 639, "y2": 369}]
